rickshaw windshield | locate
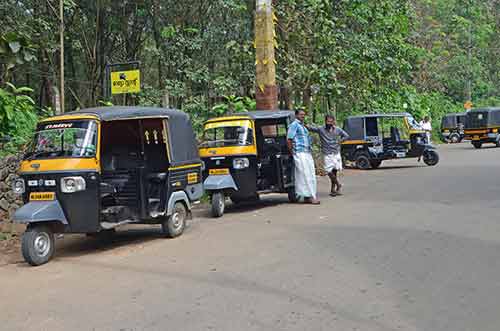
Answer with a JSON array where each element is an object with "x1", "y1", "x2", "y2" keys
[
  {"x1": 200, "y1": 121, "x2": 254, "y2": 148},
  {"x1": 25, "y1": 120, "x2": 98, "y2": 160}
]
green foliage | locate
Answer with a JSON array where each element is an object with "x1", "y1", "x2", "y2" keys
[
  {"x1": 0, "y1": 32, "x2": 37, "y2": 81},
  {"x1": 0, "y1": 0, "x2": 497, "y2": 141},
  {"x1": 0, "y1": 83, "x2": 38, "y2": 156},
  {"x1": 211, "y1": 96, "x2": 256, "y2": 116}
]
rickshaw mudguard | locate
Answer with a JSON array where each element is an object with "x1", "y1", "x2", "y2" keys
[
  {"x1": 203, "y1": 175, "x2": 238, "y2": 191},
  {"x1": 167, "y1": 191, "x2": 192, "y2": 217},
  {"x1": 12, "y1": 200, "x2": 68, "y2": 225}
]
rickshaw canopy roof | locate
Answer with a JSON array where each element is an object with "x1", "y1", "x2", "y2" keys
[
  {"x1": 441, "y1": 113, "x2": 466, "y2": 128},
  {"x1": 43, "y1": 107, "x2": 200, "y2": 166},
  {"x1": 46, "y1": 106, "x2": 188, "y2": 122},
  {"x1": 206, "y1": 110, "x2": 294, "y2": 123},
  {"x1": 343, "y1": 113, "x2": 416, "y2": 140},
  {"x1": 345, "y1": 112, "x2": 413, "y2": 120},
  {"x1": 466, "y1": 107, "x2": 500, "y2": 127}
]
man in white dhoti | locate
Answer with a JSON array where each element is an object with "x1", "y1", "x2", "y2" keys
[
  {"x1": 287, "y1": 110, "x2": 320, "y2": 204},
  {"x1": 309, "y1": 115, "x2": 349, "y2": 196}
]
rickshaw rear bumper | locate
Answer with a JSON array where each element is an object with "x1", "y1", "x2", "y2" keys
[
  {"x1": 12, "y1": 200, "x2": 68, "y2": 225},
  {"x1": 203, "y1": 175, "x2": 238, "y2": 191}
]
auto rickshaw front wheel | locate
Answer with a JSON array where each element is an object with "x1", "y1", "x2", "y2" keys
[
  {"x1": 22, "y1": 224, "x2": 55, "y2": 266},
  {"x1": 472, "y1": 141, "x2": 482, "y2": 149},
  {"x1": 449, "y1": 133, "x2": 461, "y2": 143},
  {"x1": 161, "y1": 202, "x2": 187, "y2": 238},
  {"x1": 211, "y1": 192, "x2": 225, "y2": 218},
  {"x1": 423, "y1": 150, "x2": 439, "y2": 166}
]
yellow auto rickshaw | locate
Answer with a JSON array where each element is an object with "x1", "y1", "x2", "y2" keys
[{"x1": 12, "y1": 107, "x2": 203, "y2": 265}]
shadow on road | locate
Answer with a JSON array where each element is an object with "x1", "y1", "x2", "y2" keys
[
  {"x1": 199, "y1": 195, "x2": 290, "y2": 218},
  {"x1": 53, "y1": 227, "x2": 166, "y2": 260}
]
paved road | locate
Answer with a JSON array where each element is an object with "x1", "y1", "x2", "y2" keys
[{"x1": 1, "y1": 144, "x2": 499, "y2": 331}]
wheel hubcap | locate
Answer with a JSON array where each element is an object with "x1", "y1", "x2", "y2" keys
[
  {"x1": 359, "y1": 158, "x2": 369, "y2": 169},
  {"x1": 34, "y1": 233, "x2": 50, "y2": 257},
  {"x1": 172, "y1": 210, "x2": 185, "y2": 229}
]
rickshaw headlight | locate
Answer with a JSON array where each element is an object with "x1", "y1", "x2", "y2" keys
[
  {"x1": 233, "y1": 157, "x2": 250, "y2": 169},
  {"x1": 61, "y1": 176, "x2": 86, "y2": 193},
  {"x1": 12, "y1": 178, "x2": 25, "y2": 194}
]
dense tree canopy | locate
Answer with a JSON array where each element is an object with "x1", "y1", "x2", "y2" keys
[{"x1": 0, "y1": 0, "x2": 498, "y2": 146}]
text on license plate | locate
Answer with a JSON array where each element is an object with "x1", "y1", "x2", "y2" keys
[
  {"x1": 29, "y1": 192, "x2": 55, "y2": 201},
  {"x1": 209, "y1": 168, "x2": 230, "y2": 175},
  {"x1": 473, "y1": 135, "x2": 480, "y2": 140}
]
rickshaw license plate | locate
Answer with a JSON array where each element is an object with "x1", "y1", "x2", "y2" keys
[
  {"x1": 396, "y1": 152, "x2": 406, "y2": 158},
  {"x1": 473, "y1": 135, "x2": 479, "y2": 140},
  {"x1": 209, "y1": 168, "x2": 230, "y2": 175},
  {"x1": 29, "y1": 192, "x2": 55, "y2": 201}
]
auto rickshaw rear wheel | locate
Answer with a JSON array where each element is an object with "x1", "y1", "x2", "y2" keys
[
  {"x1": 288, "y1": 187, "x2": 299, "y2": 203},
  {"x1": 355, "y1": 152, "x2": 372, "y2": 170},
  {"x1": 22, "y1": 224, "x2": 55, "y2": 266},
  {"x1": 472, "y1": 141, "x2": 482, "y2": 149},
  {"x1": 161, "y1": 202, "x2": 187, "y2": 238},
  {"x1": 423, "y1": 150, "x2": 439, "y2": 166},
  {"x1": 211, "y1": 192, "x2": 225, "y2": 218}
]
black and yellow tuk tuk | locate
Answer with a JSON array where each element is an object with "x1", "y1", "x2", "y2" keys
[
  {"x1": 463, "y1": 107, "x2": 500, "y2": 148},
  {"x1": 341, "y1": 113, "x2": 439, "y2": 169},
  {"x1": 441, "y1": 113, "x2": 466, "y2": 143},
  {"x1": 199, "y1": 111, "x2": 296, "y2": 217},
  {"x1": 12, "y1": 107, "x2": 203, "y2": 266}
]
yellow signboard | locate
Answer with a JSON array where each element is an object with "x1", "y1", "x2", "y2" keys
[{"x1": 111, "y1": 70, "x2": 141, "y2": 94}]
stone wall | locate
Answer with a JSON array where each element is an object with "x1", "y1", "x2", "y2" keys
[{"x1": 0, "y1": 155, "x2": 23, "y2": 233}]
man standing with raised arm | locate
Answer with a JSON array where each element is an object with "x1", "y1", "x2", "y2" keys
[
  {"x1": 287, "y1": 110, "x2": 320, "y2": 205},
  {"x1": 308, "y1": 115, "x2": 349, "y2": 196}
]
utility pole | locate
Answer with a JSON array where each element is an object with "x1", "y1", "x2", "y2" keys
[
  {"x1": 466, "y1": 2, "x2": 472, "y2": 106},
  {"x1": 255, "y1": 0, "x2": 278, "y2": 110},
  {"x1": 59, "y1": 0, "x2": 65, "y2": 113}
]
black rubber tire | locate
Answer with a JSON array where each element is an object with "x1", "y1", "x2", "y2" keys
[
  {"x1": 450, "y1": 134, "x2": 460, "y2": 143},
  {"x1": 355, "y1": 152, "x2": 372, "y2": 170},
  {"x1": 288, "y1": 187, "x2": 299, "y2": 203},
  {"x1": 423, "y1": 150, "x2": 439, "y2": 166},
  {"x1": 22, "y1": 224, "x2": 55, "y2": 266},
  {"x1": 211, "y1": 192, "x2": 225, "y2": 218},
  {"x1": 161, "y1": 202, "x2": 187, "y2": 238},
  {"x1": 472, "y1": 141, "x2": 482, "y2": 149},
  {"x1": 370, "y1": 160, "x2": 382, "y2": 169},
  {"x1": 496, "y1": 138, "x2": 500, "y2": 147}
]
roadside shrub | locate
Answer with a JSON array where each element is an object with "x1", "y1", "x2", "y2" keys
[{"x1": 0, "y1": 83, "x2": 39, "y2": 156}]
